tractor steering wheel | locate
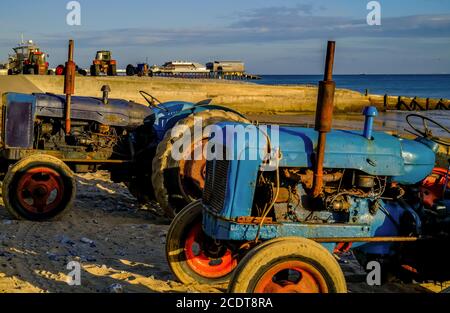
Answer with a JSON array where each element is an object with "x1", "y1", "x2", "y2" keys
[
  {"x1": 406, "y1": 114, "x2": 450, "y2": 146},
  {"x1": 139, "y1": 91, "x2": 167, "y2": 111}
]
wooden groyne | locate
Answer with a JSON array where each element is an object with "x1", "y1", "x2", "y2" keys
[{"x1": 368, "y1": 93, "x2": 449, "y2": 111}]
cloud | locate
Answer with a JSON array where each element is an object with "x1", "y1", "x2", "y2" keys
[
  {"x1": 231, "y1": 3, "x2": 322, "y2": 29},
  {"x1": 30, "y1": 9, "x2": 450, "y2": 50},
  {"x1": 2, "y1": 5, "x2": 449, "y2": 73}
]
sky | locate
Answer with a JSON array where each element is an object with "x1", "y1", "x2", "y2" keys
[{"x1": 0, "y1": 0, "x2": 449, "y2": 74}]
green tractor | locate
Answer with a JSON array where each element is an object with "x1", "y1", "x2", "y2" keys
[{"x1": 90, "y1": 51, "x2": 117, "y2": 76}]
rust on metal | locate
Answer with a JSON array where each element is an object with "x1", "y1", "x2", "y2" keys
[
  {"x1": 236, "y1": 216, "x2": 274, "y2": 224},
  {"x1": 285, "y1": 169, "x2": 342, "y2": 190},
  {"x1": 64, "y1": 40, "x2": 76, "y2": 135},
  {"x1": 312, "y1": 41, "x2": 336, "y2": 198},
  {"x1": 178, "y1": 138, "x2": 209, "y2": 201}
]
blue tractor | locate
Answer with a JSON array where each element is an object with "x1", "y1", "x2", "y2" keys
[
  {"x1": 166, "y1": 42, "x2": 450, "y2": 293},
  {"x1": 0, "y1": 42, "x2": 248, "y2": 221}
]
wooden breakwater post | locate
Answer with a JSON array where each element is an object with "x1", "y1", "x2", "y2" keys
[{"x1": 369, "y1": 93, "x2": 450, "y2": 111}]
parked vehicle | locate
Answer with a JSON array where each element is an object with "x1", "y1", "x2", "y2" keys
[
  {"x1": 6, "y1": 39, "x2": 51, "y2": 75},
  {"x1": 0, "y1": 41, "x2": 248, "y2": 221},
  {"x1": 166, "y1": 42, "x2": 450, "y2": 293},
  {"x1": 90, "y1": 51, "x2": 117, "y2": 76},
  {"x1": 23, "y1": 50, "x2": 49, "y2": 75},
  {"x1": 126, "y1": 63, "x2": 151, "y2": 76}
]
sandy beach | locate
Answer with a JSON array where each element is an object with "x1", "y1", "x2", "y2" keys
[{"x1": 1, "y1": 170, "x2": 448, "y2": 293}]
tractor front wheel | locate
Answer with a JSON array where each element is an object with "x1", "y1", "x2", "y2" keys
[
  {"x1": 2, "y1": 154, "x2": 76, "y2": 221},
  {"x1": 166, "y1": 200, "x2": 238, "y2": 286},
  {"x1": 228, "y1": 237, "x2": 347, "y2": 293},
  {"x1": 152, "y1": 110, "x2": 249, "y2": 217}
]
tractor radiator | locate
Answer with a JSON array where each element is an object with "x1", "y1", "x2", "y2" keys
[{"x1": 203, "y1": 160, "x2": 230, "y2": 213}]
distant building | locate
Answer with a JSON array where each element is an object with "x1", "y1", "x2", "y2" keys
[
  {"x1": 151, "y1": 61, "x2": 210, "y2": 74},
  {"x1": 206, "y1": 61, "x2": 245, "y2": 73}
]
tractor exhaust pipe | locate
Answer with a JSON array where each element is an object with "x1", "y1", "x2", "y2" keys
[
  {"x1": 64, "y1": 40, "x2": 76, "y2": 135},
  {"x1": 312, "y1": 41, "x2": 336, "y2": 198}
]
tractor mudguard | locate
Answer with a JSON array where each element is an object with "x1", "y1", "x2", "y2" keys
[{"x1": 162, "y1": 104, "x2": 245, "y2": 135}]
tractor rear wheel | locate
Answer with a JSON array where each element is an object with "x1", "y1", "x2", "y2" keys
[
  {"x1": 2, "y1": 154, "x2": 76, "y2": 221},
  {"x1": 91, "y1": 64, "x2": 100, "y2": 76},
  {"x1": 166, "y1": 200, "x2": 238, "y2": 286},
  {"x1": 126, "y1": 64, "x2": 136, "y2": 76},
  {"x1": 24, "y1": 66, "x2": 34, "y2": 75},
  {"x1": 228, "y1": 237, "x2": 347, "y2": 293},
  {"x1": 108, "y1": 64, "x2": 117, "y2": 76},
  {"x1": 151, "y1": 110, "x2": 249, "y2": 217}
]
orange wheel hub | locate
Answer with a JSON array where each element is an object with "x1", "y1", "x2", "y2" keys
[
  {"x1": 254, "y1": 260, "x2": 328, "y2": 293},
  {"x1": 184, "y1": 223, "x2": 237, "y2": 278},
  {"x1": 16, "y1": 167, "x2": 65, "y2": 214}
]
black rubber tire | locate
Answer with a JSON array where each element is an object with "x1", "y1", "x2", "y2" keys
[
  {"x1": 126, "y1": 64, "x2": 136, "y2": 76},
  {"x1": 24, "y1": 66, "x2": 34, "y2": 75},
  {"x1": 2, "y1": 154, "x2": 76, "y2": 221},
  {"x1": 55, "y1": 65, "x2": 65, "y2": 76},
  {"x1": 91, "y1": 64, "x2": 100, "y2": 76},
  {"x1": 166, "y1": 200, "x2": 237, "y2": 286},
  {"x1": 151, "y1": 110, "x2": 249, "y2": 217},
  {"x1": 228, "y1": 237, "x2": 347, "y2": 293},
  {"x1": 109, "y1": 64, "x2": 117, "y2": 76}
]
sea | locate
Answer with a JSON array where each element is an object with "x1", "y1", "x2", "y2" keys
[
  {"x1": 254, "y1": 74, "x2": 450, "y2": 136},
  {"x1": 255, "y1": 74, "x2": 450, "y2": 100}
]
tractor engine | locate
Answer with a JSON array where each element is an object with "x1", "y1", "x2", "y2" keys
[
  {"x1": 1, "y1": 92, "x2": 154, "y2": 173},
  {"x1": 33, "y1": 117, "x2": 119, "y2": 164},
  {"x1": 252, "y1": 168, "x2": 388, "y2": 224}
]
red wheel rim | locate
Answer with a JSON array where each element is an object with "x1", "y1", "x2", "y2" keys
[
  {"x1": 184, "y1": 223, "x2": 237, "y2": 278},
  {"x1": 55, "y1": 66, "x2": 64, "y2": 75},
  {"x1": 179, "y1": 138, "x2": 208, "y2": 201},
  {"x1": 16, "y1": 167, "x2": 65, "y2": 214},
  {"x1": 254, "y1": 260, "x2": 328, "y2": 293}
]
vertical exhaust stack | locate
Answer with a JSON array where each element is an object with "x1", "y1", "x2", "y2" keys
[
  {"x1": 312, "y1": 41, "x2": 336, "y2": 198},
  {"x1": 64, "y1": 40, "x2": 76, "y2": 135}
]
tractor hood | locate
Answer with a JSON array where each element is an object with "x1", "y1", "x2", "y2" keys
[
  {"x1": 32, "y1": 93, "x2": 153, "y2": 129},
  {"x1": 215, "y1": 122, "x2": 436, "y2": 185}
]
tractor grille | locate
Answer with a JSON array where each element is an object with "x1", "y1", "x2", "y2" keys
[{"x1": 203, "y1": 160, "x2": 230, "y2": 213}]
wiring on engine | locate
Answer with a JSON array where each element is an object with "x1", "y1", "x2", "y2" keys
[{"x1": 254, "y1": 150, "x2": 280, "y2": 243}]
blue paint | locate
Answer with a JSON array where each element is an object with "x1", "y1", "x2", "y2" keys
[
  {"x1": 362, "y1": 106, "x2": 378, "y2": 140},
  {"x1": 201, "y1": 113, "x2": 437, "y2": 257}
]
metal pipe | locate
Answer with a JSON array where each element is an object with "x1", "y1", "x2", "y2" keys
[
  {"x1": 311, "y1": 41, "x2": 336, "y2": 198},
  {"x1": 312, "y1": 237, "x2": 420, "y2": 243},
  {"x1": 362, "y1": 106, "x2": 378, "y2": 140},
  {"x1": 64, "y1": 40, "x2": 76, "y2": 135},
  {"x1": 61, "y1": 159, "x2": 132, "y2": 164}
]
